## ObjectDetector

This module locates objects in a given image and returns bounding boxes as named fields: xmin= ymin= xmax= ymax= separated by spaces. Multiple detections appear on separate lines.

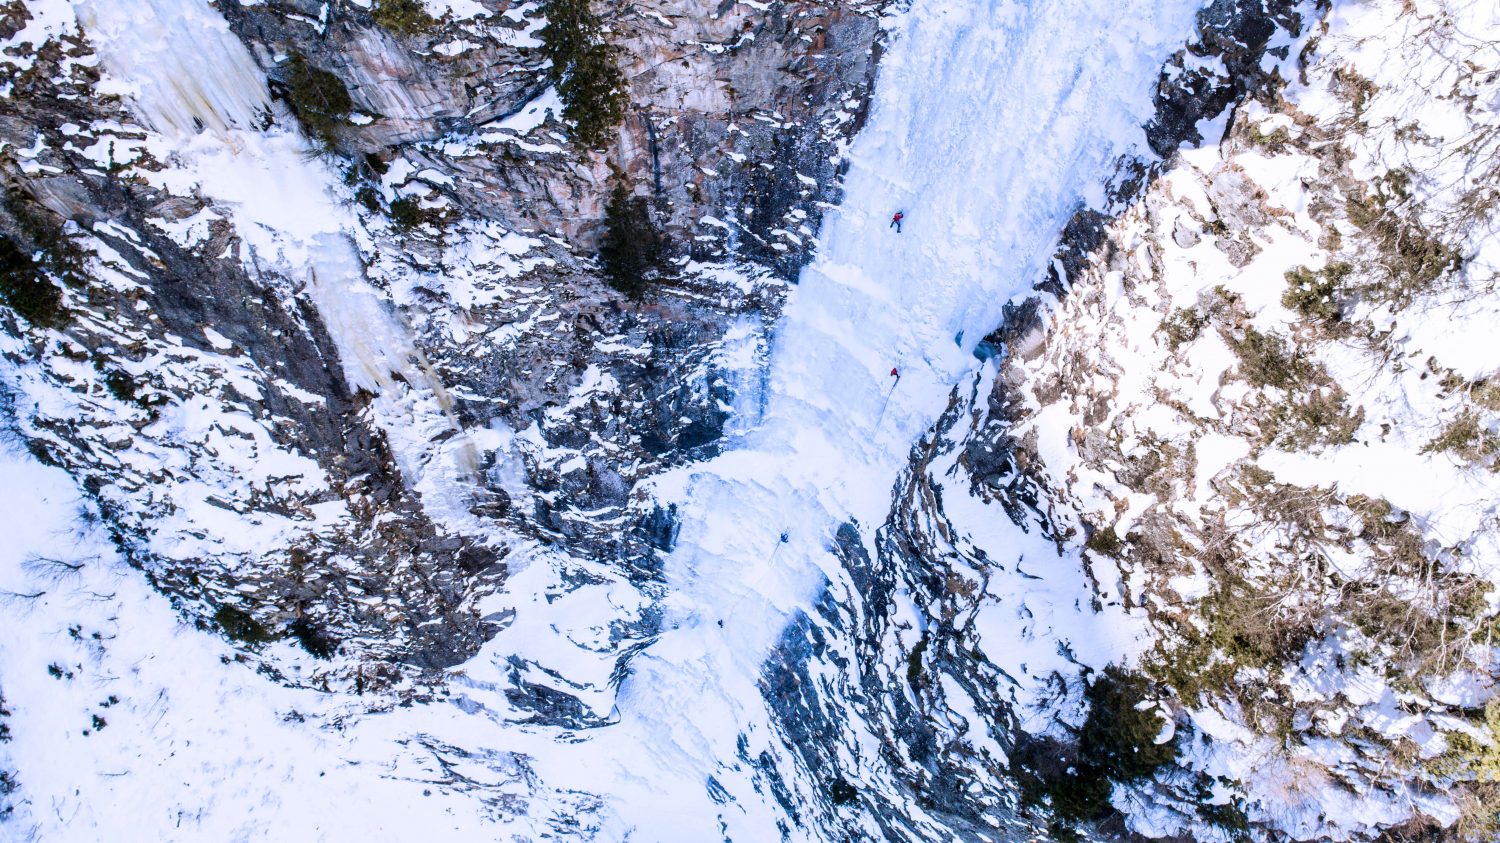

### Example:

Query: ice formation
xmin=73 ymin=0 xmax=272 ymax=137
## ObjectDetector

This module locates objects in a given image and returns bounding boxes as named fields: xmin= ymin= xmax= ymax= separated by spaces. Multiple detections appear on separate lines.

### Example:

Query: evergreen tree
xmin=0 ymin=236 xmax=63 ymax=327
xmin=599 ymin=184 xmax=661 ymax=299
xmin=539 ymin=0 xmax=627 ymax=148
xmin=282 ymin=54 xmax=353 ymax=149
xmin=372 ymin=0 xmax=437 ymax=36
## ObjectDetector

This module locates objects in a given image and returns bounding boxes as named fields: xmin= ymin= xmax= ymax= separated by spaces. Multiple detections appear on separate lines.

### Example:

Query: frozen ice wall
xmin=73 ymin=0 xmax=271 ymax=136
xmin=71 ymin=0 xmax=424 ymax=397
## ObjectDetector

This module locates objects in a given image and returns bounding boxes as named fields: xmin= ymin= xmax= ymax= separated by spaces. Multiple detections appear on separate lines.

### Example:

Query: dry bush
xmin=1261 ymin=387 xmax=1364 ymax=452
xmin=1282 ymin=262 xmax=1353 ymax=326
xmin=372 ymin=0 xmax=437 ymax=36
xmin=1158 ymin=306 xmax=1206 ymax=351
xmin=1230 ymin=326 xmax=1317 ymax=390
xmin=1337 ymin=497 xmax=1493 ymax=676
xmin=1420 ymin=408 xmax=1500 ymax=468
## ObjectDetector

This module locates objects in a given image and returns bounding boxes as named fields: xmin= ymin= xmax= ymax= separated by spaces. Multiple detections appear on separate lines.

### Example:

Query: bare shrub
xmin=1420 ymin=408 xmax=1500 ymax=468
xmin=1228 ymin=327 xmax=1317 ymax=390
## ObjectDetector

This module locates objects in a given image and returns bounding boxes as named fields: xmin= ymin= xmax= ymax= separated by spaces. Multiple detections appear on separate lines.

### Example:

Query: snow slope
xmin=0 ymin=443 xmax=518 ymax=841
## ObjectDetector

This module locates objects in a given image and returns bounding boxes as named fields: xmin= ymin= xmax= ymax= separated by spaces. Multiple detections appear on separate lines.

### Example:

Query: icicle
xmin=73 ymin=0 xmax=271 ymax=137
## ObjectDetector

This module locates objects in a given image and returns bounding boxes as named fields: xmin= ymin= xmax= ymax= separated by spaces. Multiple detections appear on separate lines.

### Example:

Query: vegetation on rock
xmin=1158 ymin=306 xmax=1206 ymax=351
xmin=289 ymin=618 xmax=339 ymax=659
xmin=1343 ymin=171 xmax=1463 ymax=306
xmin=0 ymin=236 xmax=63 ymax=327
xmin=372 ymin=0 xmax=437 ymax=36
xmin=281 ymin=53 xmax=353 ymax=149
xmin=1229 ymin=325 xmax=1313 ymax=391
xmin=213 ymin=605 xmax=275 ymax=646
xmin=1420 ymin=408 xmax=1500 ymax=468
xmin=1261 ymin=386 xmax=1363 ymax=452
xmin=1080 ymin=666 xmax=1178 ymax=781
xmin=1281 ymin=262 xmax=1351 ymax=325
xmin=389 ymin=196 xmax=436 ymax=231
xmin=0 ymin=189 xmax=83 ymax=328
xmin=1015 ymin=667 xmax=1178 ymax=836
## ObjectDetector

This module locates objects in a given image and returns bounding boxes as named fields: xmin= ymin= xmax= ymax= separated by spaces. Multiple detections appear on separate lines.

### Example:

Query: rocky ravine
xmin=0 ymin=0 xmax=889 ymax=690
xmin=4 ymin=0 xmax=1500 ymax=841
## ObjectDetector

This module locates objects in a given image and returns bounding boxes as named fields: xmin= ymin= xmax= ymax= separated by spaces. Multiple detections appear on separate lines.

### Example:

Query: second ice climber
xmin=890 ymin=211 xmax=904 ymax=232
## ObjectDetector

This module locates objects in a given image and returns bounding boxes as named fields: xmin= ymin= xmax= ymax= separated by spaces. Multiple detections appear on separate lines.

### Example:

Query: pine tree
xmin=599 ymin=184 xmax=661 ymax=299
xmin=539 ymin=0 xmax=627 ymax=148
xmin=0 ymin=236 xmax=63 ymax=327
xmin=372 ymin=0 xmax=437 ymax=36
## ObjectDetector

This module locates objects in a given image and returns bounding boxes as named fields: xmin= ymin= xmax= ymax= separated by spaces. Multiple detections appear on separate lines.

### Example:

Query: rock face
xmin=612 ymin=0 xmax=886 ymax=276
xmin=219 ymin=0 xmax=883 ymax=268
xmin=1143 ymin=0 xmax=1301 ymax=158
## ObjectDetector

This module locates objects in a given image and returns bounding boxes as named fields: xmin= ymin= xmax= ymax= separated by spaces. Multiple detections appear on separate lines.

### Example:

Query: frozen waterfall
xmin=73 ymin=0 xmax=272 ymax=136
xmin=74 ymin=0 xmax=479 ymax=483
xmin=454 ymin=0 xmax=1211 ymax=838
